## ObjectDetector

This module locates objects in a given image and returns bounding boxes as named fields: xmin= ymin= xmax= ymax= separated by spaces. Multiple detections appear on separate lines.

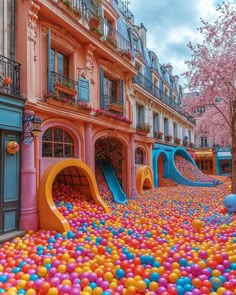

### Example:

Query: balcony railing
xmin=100 ymin=18 xmax=131 ymax=52
xmin=0 ymin=55 xmax=21 ymax=96
xmin=133 ymin=73 xmax=196 ymax=125
xmin=49 ymin=71 xmax=77 ymax=97
xmin=53 ymin=0 xmax=131 ymax=53
xmin=119 ymin=0 xmax=134 ymax=24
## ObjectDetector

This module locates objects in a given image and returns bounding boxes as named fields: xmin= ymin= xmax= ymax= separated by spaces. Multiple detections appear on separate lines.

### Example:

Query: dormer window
xmin=133 ymin=38 xmax=139 ymax=52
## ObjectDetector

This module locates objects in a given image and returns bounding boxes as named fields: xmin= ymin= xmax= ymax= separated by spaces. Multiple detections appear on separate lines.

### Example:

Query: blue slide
xmin=100 ymin=162 xmax=127 ymax=204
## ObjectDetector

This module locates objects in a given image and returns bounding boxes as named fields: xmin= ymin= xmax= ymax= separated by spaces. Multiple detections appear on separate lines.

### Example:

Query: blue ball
xmin=115 ymin=268 xmax=125 ymax=279
xmin=224 ymin=194 xmax=236 ymax=212
xmin=0 ymin=275 xmax=7 ymax=283
xmin=150 ymin=272 xmax=160 ymax=282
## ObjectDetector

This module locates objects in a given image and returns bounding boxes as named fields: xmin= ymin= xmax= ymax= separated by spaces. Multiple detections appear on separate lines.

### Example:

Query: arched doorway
xmin=158 ymin=154 xmax=164 ymax=180
xmin=95 ymin=136 xmax=127 ymax=203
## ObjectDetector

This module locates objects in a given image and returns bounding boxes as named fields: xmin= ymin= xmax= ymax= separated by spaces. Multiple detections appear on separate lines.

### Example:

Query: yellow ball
xmin=103 ymin=271 xmax=113 ymax=282
xmin=7 ymin=287 xmax=17 ymax=295
xmin=37 ymin=266 xmax=47 ymax=277
xmin=149 ymin=281 xmax=159 ymax=291
xmin=92 ymin=287 xmax=103 ymax=295
xmin=61 ymin=279 xmax=72 ymax=286
xmin=82 ymin=286 xmax=92 ymax=294
xmin=17 ymin=279 xmax=27 ymax=289
xmin=169 ymin=272 xmax=178 ymax=283
xmin=58 ymin=264 xmax=67 ymax=273
xmin=125 ymin=277 xmax=135 ymax=288
xmin=26 ymin=289 xmax=36 ymax=295
xmin=135 ymin=280 xmax=147 ymax=292
xmin=47 ymin=287 xmax=59 ymax=295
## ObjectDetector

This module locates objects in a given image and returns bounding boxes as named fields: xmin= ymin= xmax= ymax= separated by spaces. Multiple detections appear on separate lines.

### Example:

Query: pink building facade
xmin=11 ymin=0 xmax=195 ymax=232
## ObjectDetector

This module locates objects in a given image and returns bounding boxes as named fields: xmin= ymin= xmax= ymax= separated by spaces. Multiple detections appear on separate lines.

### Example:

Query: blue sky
xmin=128 ymin=0 xmax=236 ymax=88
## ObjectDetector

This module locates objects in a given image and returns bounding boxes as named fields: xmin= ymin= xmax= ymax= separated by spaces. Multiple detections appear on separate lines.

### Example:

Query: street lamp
xmin=22 ymin=114 xmax=42 ymax=145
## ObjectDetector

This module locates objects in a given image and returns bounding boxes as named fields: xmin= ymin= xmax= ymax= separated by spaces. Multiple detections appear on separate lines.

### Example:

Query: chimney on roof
xmin=137 ymin=23 xmax=147 ymax=49
xmin=163 ymin=63 xmax=173 ymax=75
xmin=174 ymin=75 xmax=179 ymax=88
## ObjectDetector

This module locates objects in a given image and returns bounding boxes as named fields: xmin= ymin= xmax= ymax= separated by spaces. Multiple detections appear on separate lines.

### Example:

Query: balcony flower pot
xmin=3 ymin=77 xmax=12 ymax=86
xmin=175 ymin=138 xmax=181 ymax=144
xmin=55 ymin=83 xmax=77 ymax=96
xmin=108 ymin=102 xmax=123 ymax=112
xmin=166 ymin=135 xmax=173 ymax=142
xmin=89 ymin=16 xmax=100 ymax=30
xmin=156 ymin=131 xmax=164 ymax=140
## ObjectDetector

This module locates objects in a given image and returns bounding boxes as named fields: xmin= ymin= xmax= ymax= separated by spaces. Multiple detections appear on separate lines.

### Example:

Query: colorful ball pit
xmin=175 ymin=155 xmax=216 ymax=183
xmin=0 ymin=177 xmax=236 ymax=294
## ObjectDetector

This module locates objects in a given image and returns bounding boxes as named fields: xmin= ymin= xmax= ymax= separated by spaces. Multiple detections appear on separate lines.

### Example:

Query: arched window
xmin=42 ymin=127 xmax=74 ymax=157
xmin=135 ymin=148 xmax=144 ymax=164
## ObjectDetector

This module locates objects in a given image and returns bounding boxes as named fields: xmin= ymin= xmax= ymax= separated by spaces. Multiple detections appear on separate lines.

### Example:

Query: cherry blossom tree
xmin=181 ymin=2 xmax=236 ymax=192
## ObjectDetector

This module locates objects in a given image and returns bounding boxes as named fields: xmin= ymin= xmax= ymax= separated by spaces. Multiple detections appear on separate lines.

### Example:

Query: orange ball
xmin=192 ymin=219 xmax=203 ymax=230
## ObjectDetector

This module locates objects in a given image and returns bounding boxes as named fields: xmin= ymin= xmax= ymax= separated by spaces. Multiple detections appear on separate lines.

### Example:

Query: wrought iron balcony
xmin=49 ymin=71 xmax=78 ymax=97
xmin=0 ymin=55 xmax=21 ymax=96
xmin=101 ymin=95 xmax=124 ymax=115
xmin=53 ymin=0 xmax=131 ymax=54
xmin=132 ymin=73 xmax=196 ymax=125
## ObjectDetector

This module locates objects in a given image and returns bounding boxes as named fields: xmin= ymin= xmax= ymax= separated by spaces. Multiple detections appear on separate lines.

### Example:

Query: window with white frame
xmin=136 ymin=103 xmax=145 ymax=124
xmin=153 ymin=112 xmax=160 ymax=136
xmin=135 ymin=148 xmax=144 ymax=164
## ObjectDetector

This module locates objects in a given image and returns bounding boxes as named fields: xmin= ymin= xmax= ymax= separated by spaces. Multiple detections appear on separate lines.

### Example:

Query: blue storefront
xmin=214 ymin=147 xmax=232 ymax=175
xmin=0 ymin=93 xmax=24 ymax=234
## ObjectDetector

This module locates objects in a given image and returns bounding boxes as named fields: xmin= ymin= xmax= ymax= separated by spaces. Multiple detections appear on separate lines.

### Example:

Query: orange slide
xmin=38 ymin=159 xmax=109 ymax=233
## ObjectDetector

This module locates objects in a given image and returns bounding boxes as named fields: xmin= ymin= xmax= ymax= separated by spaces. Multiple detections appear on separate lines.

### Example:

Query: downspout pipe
xmin=10 ymin=0 xmax=15 ymax=61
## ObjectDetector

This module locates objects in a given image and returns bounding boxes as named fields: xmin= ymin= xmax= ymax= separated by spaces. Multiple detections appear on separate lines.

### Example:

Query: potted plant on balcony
xmin=156 ymin=131 xmax=164 ymax=139
xmin=166 ymin=135 xmax=173 ymax=142
xmin=136 ymin=122 xmax=151 ymax=134
xmin=175 ymin=137 xmax=181 ymax=144
xmin=89 ymin=0 xmax=101 ymax=30
xmin=106 ymin=35 xmax=117 ymax=48
xmin=3 ymin=77 xmax=12 ymax=86
xmin=55 ymin=80 xmax=77 ymax=96
xmin=108 ymin=101 xmax=123 ymax=112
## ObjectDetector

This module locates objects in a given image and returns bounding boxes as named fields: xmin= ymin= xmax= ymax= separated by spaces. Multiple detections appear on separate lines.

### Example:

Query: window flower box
xmin=44 ymin=93 xmax=92 ymax=114
xmin=55 ymin=83 xmax=77 ymax=96
xmin=136 ymin=122 xmax=151 ymax=135
xmin=108 ymin=102 xmax=123 ymax=112
xmin=94 ymin=108 xmax=132 ymax=125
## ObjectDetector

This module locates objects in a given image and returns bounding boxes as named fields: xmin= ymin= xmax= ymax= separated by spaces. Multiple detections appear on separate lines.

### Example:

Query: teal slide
xmin=100 ymin=162 xmax=127 ymax=204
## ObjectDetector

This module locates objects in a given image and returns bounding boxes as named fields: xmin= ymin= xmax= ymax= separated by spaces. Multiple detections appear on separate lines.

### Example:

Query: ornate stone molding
xmin=78 ymin=44 xmax=96 ymax=84
xmin=28 ymin=0 xmax=40 ymax=44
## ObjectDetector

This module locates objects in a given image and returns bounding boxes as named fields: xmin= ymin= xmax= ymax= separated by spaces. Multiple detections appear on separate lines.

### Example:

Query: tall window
xmin=164 ymin=117 xmax=169 ymax=136
xmin=136 ymin=104 xmax=145 ymax=124
xmin=153 ymin=113 xmax=160 ymax=136
xmin=201 ymin=136 xmax=208 ymax=147
xmin=104 ymin=76 xmax=116 ymax=99
xmin=188 ymin=130 xmax=192 ymax=143
xmin=50 ymin=49 xmax=69 ymax=76
xmin=42 ymin=127 xmax=74 ymax=157
xmin=173 ymin=122 xmax=178 ymax=139
xmin=135 ymin=148 xmax=144 ymax=164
